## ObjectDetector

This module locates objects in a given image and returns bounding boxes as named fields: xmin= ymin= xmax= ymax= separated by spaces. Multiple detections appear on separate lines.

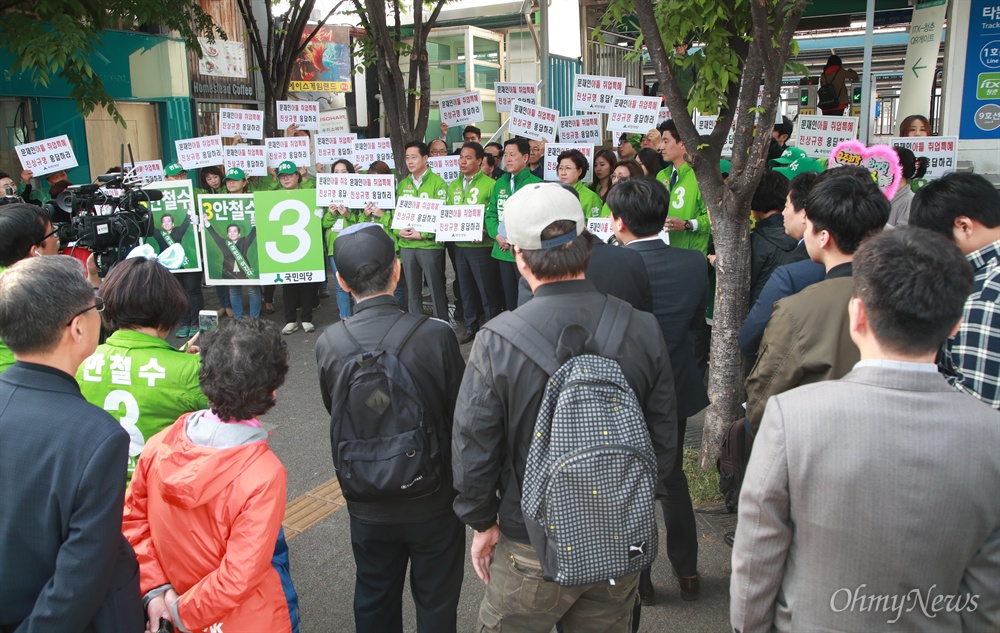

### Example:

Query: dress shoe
xmin=678 ymin=574 xmax=700 ymax=602
xmin=459 ymin=330 xmax=476 ymax=345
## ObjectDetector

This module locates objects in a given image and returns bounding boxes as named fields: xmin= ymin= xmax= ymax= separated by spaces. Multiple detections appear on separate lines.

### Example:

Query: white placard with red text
xmin=224 ymin=146 xmax=267 ymax=177
xmin=436 ymin=205 xmax=485 ymax=241
xmin=218 ymin=108 xmax=264 ymax=140
xmin=439 ymin=92 xmax=484 ymax=127
xmin=15 ymin=135 xmax=78 ymax=176
xmin=347 ymin=174 xmax=396 ymax=209
xmin=796 ymin=116 xmax=860 ymax=158
xmin=316 ymin=173 xmax=351 ymax=207
xmin=265 ymin=137 xmax=311 ymax=168
xmin=353 ymin=138 xmax=395 ymax=171
xmin=509 ymin=101 xmax=559 ymax=142
xmin=494 ymin=83 xmax=537 ymax=113
xmin=558 ymin=115 xmax=602 ymax=144
xmin=315 ymin=133 xmax=356 ymax=165
xmin=889 ymin=136 xmax=957 ymax=180
xmin=544 ymin=143 xmax=594 ymax=184
xmin=657 ymin=107 xmax=672 ymax=126
xmin=606 ymin=95 xmax=661 ymax=134
xmin=175 ymin=135 xmax=224 ymax=170
xmin=276 ymin=101 xmax=319 ymax=130
xmin=391 ymin=196 xmax=441 ymax=233
xmin=123 ymin=160 xmax=164 ymax=184
xmin=428 ymin=156 xmax=461 ymax=184
xmin=587 ymin=217 xmax=613 ymax=242
xmin=694 ymin=114 xmax=736 ymax=157
xmin=573 ymin=74 xmax=626 ymax=114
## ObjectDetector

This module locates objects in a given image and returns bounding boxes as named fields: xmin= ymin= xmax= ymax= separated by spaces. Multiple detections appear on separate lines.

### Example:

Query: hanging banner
xmin=218 ymin=108 xmax=264 ymax=140
xmin=436 ymin=205 xmax=485 ymax=242
xmin=606 ymin=95 xmax=661 ymax=134
xmin=142 ymin=180 xmax=203 ymax=274
xmin=509 ymin=101 xmax=559 ymax=142
xmin=253 ymin=189 xmax=327 ymax=284
xmin=544 ymin=144 xmax=594 ymax=184
xmin=439 ymin=92 xmax=485 ymax=127
xmin=573 ymin=74 xmax=626 ymax=114
xmin=315 ymin=133 xmax=357 ymax=165
xmin=796 ymin=115 xmax=860 ymax=158
xmin=276 ymin=101 xmax=320 ymax=130
xmin=175 ymin=135 xmax=224 ymax=170
xmin=199 ymin=194 xmax=258 ymax=285
xmin=353 ymin=138 xmax=395 ymax=171
xmin=265 ymin=137 xmax=311 ymax=168
xmin=558 ymin=115 xmax=602 ymax=144
xmin=16 ymin=135 xmax=78 ymax=176
xmin=391 ymin=196 xmax=442 ymax=233
xmin=494 ymin=82 xmax=537 ymax=113
xmin=224 ymin=146 xmax=268 ymax=177
xmin=428 ymin=155 xmax=461 ymax=184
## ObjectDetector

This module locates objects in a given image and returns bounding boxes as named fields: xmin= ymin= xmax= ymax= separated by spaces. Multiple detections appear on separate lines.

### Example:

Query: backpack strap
xmin=593 ymin=295 xmax=631 ymax=358
xmin=484 ymin=313 xmax=561 ymax=375
xmin=376 ymin=312 xmax=428 ymax=354
xmin=328 ymin=320 xmax=364 ymax=359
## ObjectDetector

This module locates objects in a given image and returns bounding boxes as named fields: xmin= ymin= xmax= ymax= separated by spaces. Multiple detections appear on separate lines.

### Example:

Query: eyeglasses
xmin=38 ymin=226 xmax=59 ymax=246
xmin=557 ymin=165 xmax=579 ymax=172
xmin=66 ymin=288 xmax=105 ymax=326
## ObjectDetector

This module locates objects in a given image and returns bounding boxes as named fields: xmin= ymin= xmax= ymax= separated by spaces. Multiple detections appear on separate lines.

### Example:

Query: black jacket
xmin=453 ymin=280 xmax=677 ymax=540
xmin=750 ymin=213 xmax=798 ymax=307
xmin=316 ymin=296 xmax=465 ymax=524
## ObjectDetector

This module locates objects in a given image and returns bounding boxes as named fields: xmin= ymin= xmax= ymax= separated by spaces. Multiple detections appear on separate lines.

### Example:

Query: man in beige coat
xmin=745 ymin=166 xmax=889 ymax=432
xmin=731 ymin=227 xmax=1000 ymax=632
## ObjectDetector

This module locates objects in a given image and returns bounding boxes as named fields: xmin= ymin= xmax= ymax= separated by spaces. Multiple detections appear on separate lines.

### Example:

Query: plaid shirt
xmin=940 ymin=240 xmax=1000 ymax=409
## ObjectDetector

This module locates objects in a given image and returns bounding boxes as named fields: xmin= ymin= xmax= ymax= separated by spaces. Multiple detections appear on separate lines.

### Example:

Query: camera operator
xmin=18 ymin=169 xmax=72 ymax=218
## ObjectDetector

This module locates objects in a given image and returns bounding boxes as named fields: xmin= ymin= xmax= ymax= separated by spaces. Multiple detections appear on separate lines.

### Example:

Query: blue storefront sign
xmin=960 ymin=0 xmax=1000 ymax=138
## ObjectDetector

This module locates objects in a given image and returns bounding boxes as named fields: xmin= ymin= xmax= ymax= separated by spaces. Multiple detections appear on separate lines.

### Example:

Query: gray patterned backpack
xmin=485 ymin=297 xmax=659 ymax=586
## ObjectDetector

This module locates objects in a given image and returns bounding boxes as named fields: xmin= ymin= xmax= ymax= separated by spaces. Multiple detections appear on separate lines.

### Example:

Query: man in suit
xmin=0 ymin=256 xmax=143 ymax=632
xmin=608 ymin=178 xmax=709 ymax=603
xmin=731 ymin=227 xmax=1000 ymax=633
xmin=745 ymin=166 xmax=889 ymax=432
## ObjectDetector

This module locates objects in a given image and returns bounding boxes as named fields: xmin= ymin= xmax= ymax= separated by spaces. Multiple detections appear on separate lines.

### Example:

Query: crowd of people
xmin=0 ymin=106 xmax=998 ymax=633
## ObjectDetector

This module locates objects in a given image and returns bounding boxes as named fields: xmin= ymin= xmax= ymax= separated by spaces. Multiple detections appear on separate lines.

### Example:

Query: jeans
xmin=230 ymin=285 xmax=262 ymax=319
xmin=328 ymin=256 xmax=353 ymax=319
xmin=214 ymin=285 xmax=231 ymax=310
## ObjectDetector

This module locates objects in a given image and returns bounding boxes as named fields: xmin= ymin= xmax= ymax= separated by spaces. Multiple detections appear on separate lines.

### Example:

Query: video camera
xmin=0 ymin=185 xmax=22 ymax=207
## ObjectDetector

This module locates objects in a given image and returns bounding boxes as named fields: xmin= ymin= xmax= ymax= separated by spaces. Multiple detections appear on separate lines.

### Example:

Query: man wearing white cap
xmin=452 ymin=183 xmax=677 ymax=632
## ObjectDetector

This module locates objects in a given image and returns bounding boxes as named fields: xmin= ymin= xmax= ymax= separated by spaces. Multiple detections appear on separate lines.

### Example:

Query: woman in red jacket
xmin=123 ymin=318 xmax=294 ymax=633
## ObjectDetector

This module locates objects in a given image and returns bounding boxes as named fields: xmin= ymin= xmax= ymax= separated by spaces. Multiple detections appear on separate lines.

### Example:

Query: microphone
xmin=97 ymin=173 xmax=123 ymax=183
xmin=131 ymin=189 xmax=164 ymax=202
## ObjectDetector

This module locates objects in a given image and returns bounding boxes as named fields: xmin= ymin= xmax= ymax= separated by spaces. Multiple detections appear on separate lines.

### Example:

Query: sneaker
xmin=302 ymin=322 xmax=315 ymax=333
xmin=282 ymin=322 xmax=300 ymax=335
xmin=175 ymin=326 xmax=190 ymax=338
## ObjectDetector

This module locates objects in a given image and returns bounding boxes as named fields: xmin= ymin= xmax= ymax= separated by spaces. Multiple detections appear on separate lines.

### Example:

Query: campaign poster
xmin=199 ymin=194 xmax=258 ymax=286
xmin=253 ymin=189 xmax=327 ymax=285
xmin=142 ymin=180 xmax=202 ymax=273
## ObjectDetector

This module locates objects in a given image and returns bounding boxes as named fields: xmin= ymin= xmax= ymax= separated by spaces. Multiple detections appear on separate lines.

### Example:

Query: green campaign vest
xmin=446 ymin=171 xmax=496 ymax=249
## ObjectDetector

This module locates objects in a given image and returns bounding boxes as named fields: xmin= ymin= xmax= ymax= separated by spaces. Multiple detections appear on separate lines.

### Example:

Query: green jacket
xmin=575 ymin=181 xmax=604 ymax=218
xmin=76 ymin=329 xmax=208 ymax=479
xmin=485 ymin=169 xmax=542 ymax=262
xmin=396 ymin=169 xmax=448 ymax=250
xmin=322 ymin=208 xmax=361 ymax=254
xmin=446 ymin=171 xmax=496 ymax=249
xmin=656 ymin=163 xmax=711 ymax=255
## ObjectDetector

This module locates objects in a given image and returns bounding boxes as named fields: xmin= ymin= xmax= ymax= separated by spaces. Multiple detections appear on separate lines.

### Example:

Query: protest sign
xmin=509 ymin=101 xmax=559 ymax=142
xmin=198 ymin=194 xmax=258 ymax=285
xmin=829 ymin=141 xmax=903 ymax=199
xmin=123 ymin=160 xmax=164 ymax=184
xmin=494 ymin=82 xmax=537 ymax=113
xmin=439 ymin=92 xmax=485 ymax=127
xmin=544 ymin=144 xmax=594 ymax=184
xmin=276 ymin=101 xmax=320 ymax=130
xmin=253 ymin=189 xmax=326 ymax=284
xmin=316 ymin=173 xmax=351 ymax=207
xmin=265 ymin=137 xmax=311 ymax=168
xmin=657 ymin=107 xmax=672 ymax=126
xmin=353 ymin=138 xmax=395 ymax=170
xmin=889 ymin=136 xmax=958 ymax=180
xmin=694 ymin=114 xmax=736 ymax=157
xmin=573 ymin=74 xmax=626 ymax=114
xmin=315 ymin=133 xmax=357 ymax=165
xmin=224 ymin=146 xmax=267 ymax=177
xmin=436 ymin=205 xmax=485 ymax=242
xmin=347 ymin=174 xmax=396 ymax=209
xmin=428 ymin=155 xmax=461 ymax=184
xmin=142 ymin=180 xmax=202 ymax=273
xmin=392 ymin=196 xmax=442 ymax=233
xmin=175 ymin=136 xmax=224 ymax=170
xmin=607 ymin=95 xmax=661 ymax=134
xmin=15 ymin=135 xmax=78 ymax=176
xmin=796 ymin=115 xmax=860 ymax=158
xmin=587 ymin=216 xmax=613 ymax=243
xmin=218 ymin=108 xmax=264 ymax=140
xmin=558 ymin=115 xmax=602 ymax=144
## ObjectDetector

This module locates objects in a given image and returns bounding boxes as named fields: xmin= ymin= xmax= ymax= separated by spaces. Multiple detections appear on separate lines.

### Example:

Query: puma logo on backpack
xmin=486 ymin=297 xmax=659 ymax=586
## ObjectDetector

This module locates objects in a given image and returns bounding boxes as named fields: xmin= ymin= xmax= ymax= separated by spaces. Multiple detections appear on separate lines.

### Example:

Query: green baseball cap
xmin=224 ymin=167 xmax=246 ymax=181
xmin=720 ymin=159 xmax=732 ymax=176
xmin=164 ymin=161 xmax=185 ymax=176
xmin=774 ymin=156 xmax=825 ymax=180
xmin=277 ymin=161 xmax=298 ymax=175
xmin=768 ymin=146 xmax=808 ymax=166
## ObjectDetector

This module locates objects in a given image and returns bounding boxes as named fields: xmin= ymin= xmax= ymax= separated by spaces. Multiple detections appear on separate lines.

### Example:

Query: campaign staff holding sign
xmin=607 ymin=95 xmax=661 ymax=134
xmin=439 ymin=91 xmax=485 ymax=127
xmin=144 ymin=180 xmax=202 ymax=273
xmin=200 ymin=194 xmax=258 ymax=285
xmin=224 ymin=146 xmax=267 ymax=177
xmin=890 ymin=136 xmax=958 ymax=179
xmin=392 ymin=196 xmax=442 ymax=234
xmin=266 ymin=137 xmax=311 ymax=168
xmin=15 ymin=135 xmax=79 ymax=176
xmin=276 ymin=101 xmax=320 ymax=130
xmin=219 ymin=108 xmax=264 ymax=140
xmin=175 ymin=135 xmax=224 ymax=170
xmin=509 ymin=101 xmax=559 ymax=142
xmin=494 ymin=82 xmax=537 ymax=112
xmin=436 ymin=205 xmax=485 ymax=242
xmin=796 ymin=115 xmax=860 ymax=158
xmin=573 ymin=74 xmax=626 ymax=113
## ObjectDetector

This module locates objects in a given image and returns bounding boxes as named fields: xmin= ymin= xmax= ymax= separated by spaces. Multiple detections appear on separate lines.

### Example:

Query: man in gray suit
xmin=731 ymin=227 xmax=1000 ymax=633
xmin=0 ymin=256 xmax=143 ymax=632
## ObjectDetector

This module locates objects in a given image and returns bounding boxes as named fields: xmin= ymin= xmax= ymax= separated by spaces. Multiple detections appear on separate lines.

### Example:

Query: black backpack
xmin=717 ymin=417 xmax=755 ymax=512
xmin=817 ymin=69 xmax=842 ymax=111
xmin=327 ymin=313 xmax=443 ymax=503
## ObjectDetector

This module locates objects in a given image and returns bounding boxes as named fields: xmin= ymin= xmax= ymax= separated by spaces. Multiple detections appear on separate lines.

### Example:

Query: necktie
xmin=669 ymin=169 xmax=679 ymax=192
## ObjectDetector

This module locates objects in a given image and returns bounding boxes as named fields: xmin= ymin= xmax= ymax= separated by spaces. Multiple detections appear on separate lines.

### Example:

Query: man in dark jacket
xmin=316 ymin=224 xmax=466 ymax=633
xmin=0 ymin=256 xmax=142 ymax=633
xmin=453 ymin=183 xmax=676 ymax=632
xmin=749 ymin=170 xmax=796 ymax=307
